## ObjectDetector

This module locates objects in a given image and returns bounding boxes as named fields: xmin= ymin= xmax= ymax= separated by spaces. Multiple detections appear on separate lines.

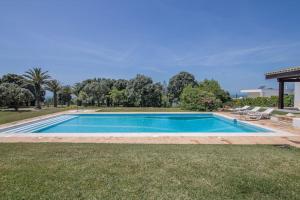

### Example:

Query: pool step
xmin=1 ymin=115 xmax=77 ymax=133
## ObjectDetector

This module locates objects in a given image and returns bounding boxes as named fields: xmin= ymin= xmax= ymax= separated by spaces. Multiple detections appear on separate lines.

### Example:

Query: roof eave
xmin=265 ymin=71 xmax=300 ymax=80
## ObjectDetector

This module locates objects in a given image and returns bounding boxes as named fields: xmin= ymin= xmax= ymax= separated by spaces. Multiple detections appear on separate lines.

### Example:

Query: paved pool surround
xmin=0 ymin=110 xmax=299 ymax=147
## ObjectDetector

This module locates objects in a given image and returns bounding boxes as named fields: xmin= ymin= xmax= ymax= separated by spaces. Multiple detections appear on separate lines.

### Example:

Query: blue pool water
xmin=35 ymin=114 xmax=271 ymax=133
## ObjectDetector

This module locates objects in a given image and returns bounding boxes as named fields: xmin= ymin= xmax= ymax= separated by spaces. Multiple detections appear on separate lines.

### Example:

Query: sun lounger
xmin=245 ymin=108 xmax=274 ymax=120
xmin=236 ymin=106 xmax=261 ymax=115
xmin=230 ymin=105 xmax=250 ymax=113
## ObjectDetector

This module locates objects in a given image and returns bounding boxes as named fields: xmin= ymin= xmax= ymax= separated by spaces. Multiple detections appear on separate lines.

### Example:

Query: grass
xmin=0 ymin=143 xmax=299 ymax=199
xmin=0 ymin=106 xmax=196 ymax=125
xmin=2 ymin=105 xmax=299 ymax=126
xmin=272 ymin=110 xmax=300 ymax=116
xmin=0 ymin=107 xmax=72 ymax=125
xmin=96 ymin=107 xmax=188 ymax=112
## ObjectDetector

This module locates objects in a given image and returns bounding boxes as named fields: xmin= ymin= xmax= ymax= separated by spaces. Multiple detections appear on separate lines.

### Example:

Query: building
xmin=240 ymin=87 xmax=293 ymax=98
xmin=265 ymin=66 xmax=300 ymax=109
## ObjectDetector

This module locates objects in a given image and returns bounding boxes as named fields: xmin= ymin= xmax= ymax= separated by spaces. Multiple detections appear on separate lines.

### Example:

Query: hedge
xmin=233 ymin=95 xmax=294 ymax=107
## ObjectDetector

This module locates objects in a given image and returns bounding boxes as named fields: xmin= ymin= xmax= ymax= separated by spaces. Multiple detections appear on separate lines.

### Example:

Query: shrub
xmin=198 ymin=79 xmax=231 ymax=103
xmin=0 ymin=83 xmax=34 ymax=110
xmin=233 ymin=95 xmax=294 ymax=107
xmin=180 ymin=85 xmax=221 ymax=111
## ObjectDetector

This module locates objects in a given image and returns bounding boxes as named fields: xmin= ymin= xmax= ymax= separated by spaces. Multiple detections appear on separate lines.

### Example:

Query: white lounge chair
xmin=245 ymin=108 xmax=274 ymax=120
xmin=230 ymin=105 xmax=250 ymax=113
xmin=237 ymin=106 xmax=261 ymax=115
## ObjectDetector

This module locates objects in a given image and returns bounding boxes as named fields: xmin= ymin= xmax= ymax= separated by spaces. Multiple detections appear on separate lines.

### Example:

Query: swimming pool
xmin=1 ymin=113 xmax=272 ymax=134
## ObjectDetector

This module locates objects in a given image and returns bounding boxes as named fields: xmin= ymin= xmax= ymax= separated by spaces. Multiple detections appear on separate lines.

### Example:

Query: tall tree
xmin=45 ymin=80 xmax=61 ymax=107
xmin=167 ymin=72 xmax=197 ymax=104
xmin=23 ymin=68 xmax=50 ymax=109
xmin=125 ymin=74 xmax=153 ymax=107
xmin=141 ymin=83 xmax=163 ymax=107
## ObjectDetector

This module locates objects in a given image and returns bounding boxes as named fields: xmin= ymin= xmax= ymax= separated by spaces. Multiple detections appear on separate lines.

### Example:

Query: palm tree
xmin=24 ymin=67 xmax=51 ymax=109
xmin=46 ymin=80 xmax=61 ymax=107
xmin=72 ymin=83 xmax=83 ymax=106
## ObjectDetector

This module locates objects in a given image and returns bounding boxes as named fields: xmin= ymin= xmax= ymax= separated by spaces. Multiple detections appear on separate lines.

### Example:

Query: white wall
xmin=262 ymin=89 xmax=278 ymax=97
xmin=241 ymin=88 xmax=294 ymax=98
xmin=247 ymin=92 xmax=262 ymax=98
xmin=294 ymin=82 xmax=300 ymax=108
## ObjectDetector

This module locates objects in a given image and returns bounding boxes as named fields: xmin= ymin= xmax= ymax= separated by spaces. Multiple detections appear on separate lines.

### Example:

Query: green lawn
xmin=272 ymin=110 xmax=300 ymax=117
xmin=96 ymin=107 xmax=187 ymax=112
xmin=0 ymin=143 xmax=299 ymax=199
xmin=0 ymin=107 xmax=72 ymax=125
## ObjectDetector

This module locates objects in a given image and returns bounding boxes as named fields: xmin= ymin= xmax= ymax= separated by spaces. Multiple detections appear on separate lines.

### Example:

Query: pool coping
xmin=0 ymin=111 xmax=295 ymax=137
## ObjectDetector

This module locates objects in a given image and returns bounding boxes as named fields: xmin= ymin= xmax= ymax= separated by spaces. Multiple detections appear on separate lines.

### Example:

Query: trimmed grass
xmin=0 ymin=107 xmax=72 ymax=125
xmin=96 ymin=107 xmax=187 ymax=112
xmin=0 ymin=107 xmax=190 ymax=125
xmin=272 ymin=110 xmax=300 ymax=117
xmin=0 ymin=143 xmax=299 ymax=199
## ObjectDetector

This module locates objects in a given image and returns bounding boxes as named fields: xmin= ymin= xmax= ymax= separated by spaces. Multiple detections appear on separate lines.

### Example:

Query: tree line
xmin=0 ymin=68 xmax=231 ymax=111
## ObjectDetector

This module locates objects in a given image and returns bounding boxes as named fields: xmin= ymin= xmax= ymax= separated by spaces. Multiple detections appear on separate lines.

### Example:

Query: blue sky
xmin=0 ymin=0 xmax=300 ymax=94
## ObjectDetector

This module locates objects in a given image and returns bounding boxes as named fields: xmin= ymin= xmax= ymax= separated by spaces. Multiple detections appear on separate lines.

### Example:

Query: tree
xmin=113 ymin=79 xmax=128 ymax=90
xmin=109 ymin=87 xmax=126 ymax=106
xmin=72 ymin=83 xmax=84 ymax=106
xmin=124 ymin=75 xmax=163 ymax=107
xmin=100 ymin=79 xmax=115 ymax=106
xmin=162 ymin=80 xmax=168 ymax=95
xmin=45 ymin=80 xmax=61 ymax=107
xmin=1 ymin=73 xmax=27 ymax=86
xmin=0 ymin=83 xmax=34 ymax=111
xmin=141 ymin=83 xmax=163 ymax=107
xmin=78 ymin=91 xmax=89 ymax=107
xmin=83 ymin=81 xmax=110 ymax=106
xmin=0 ymin=73 xmax=45 ymax=106
xmin=58 ymin=85 xmax=72 ymax=106
xmin=180 ymin=85 xmax=221 ymax=111
xmin=198 ymin=79 xmax=231 ymax=103
xmin=161 ymin=95 xmax=170 ymax=107
xmin=23 ymin=67 xmax=51 ymax=109
xmin=168 ymin=72 xmax=197 ymax=104
xmin=125 ymin=74 xmax=153 ymax=106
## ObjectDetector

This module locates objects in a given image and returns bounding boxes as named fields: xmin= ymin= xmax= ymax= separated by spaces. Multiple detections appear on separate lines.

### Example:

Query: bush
xmin=284 ymin=95 xmax=294 ymax=107
xmin=233 ymin=95 xmax=294 ymax=107
xmin=198 ymin=79 xmax=231 ymax=103
xmin=0 ymin=83 xmax=34 ymax=110
xmin=180 ymin=85 xmax=221 ymax=111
